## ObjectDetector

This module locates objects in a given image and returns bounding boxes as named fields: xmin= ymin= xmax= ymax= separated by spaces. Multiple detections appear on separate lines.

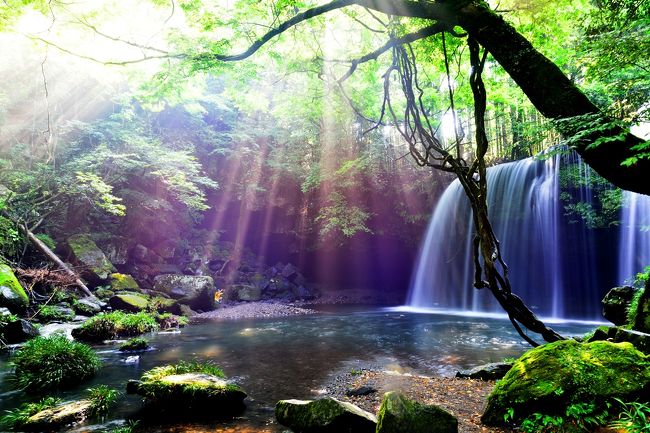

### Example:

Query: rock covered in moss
xmin=376 ymin=392 xmax=457 ymax=433
xmin=633 ymin=288 xmax=650 ymax=333
xmin=22 ymin=399 xmax=92 ymax=431
xmin=0 ymin=263 xmax=29 ymax=313
xmin=602 ymin=286 xmax=640 ymax=326
xmin=481 ymin=339 xmax=650 ymax=425
xmin=127 ymin=362 xmax=246 ymax=412
xmin=119 ymin=337 xmax=149 ymax=351
xmin=73 ymin=297 xmax=103 ymax=315
xmin=109 ymin=292 xmax=149 ymax=312
xmin=109 ymin=273 xmax=140 ymax=291
xmin=455 ymin=362 xmax=512 ymax=381
xmin=153 ymin=274 xmax=216 ymax=311
xmin=67 ymin=234 xmax=116 ymax=281
xmin=275 ymin=397 xmax=377 ymax=433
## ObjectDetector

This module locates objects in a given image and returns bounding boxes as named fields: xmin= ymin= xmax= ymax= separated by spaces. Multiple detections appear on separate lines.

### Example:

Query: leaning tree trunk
xmin=454 ymin=1 xmax=648 ymax=195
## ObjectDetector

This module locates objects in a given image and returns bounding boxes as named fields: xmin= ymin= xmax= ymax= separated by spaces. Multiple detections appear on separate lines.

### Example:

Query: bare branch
xmin=337 ymin=23 xmax=448 ymax=83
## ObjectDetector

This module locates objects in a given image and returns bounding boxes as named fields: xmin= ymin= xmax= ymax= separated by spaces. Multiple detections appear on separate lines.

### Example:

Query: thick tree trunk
xmin=453 ymin=1 xmax=648 ymax=195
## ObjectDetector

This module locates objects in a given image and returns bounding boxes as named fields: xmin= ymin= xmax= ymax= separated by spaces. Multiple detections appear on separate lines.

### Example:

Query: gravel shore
xmin=193 ymin=301 xmax=317 ymax=321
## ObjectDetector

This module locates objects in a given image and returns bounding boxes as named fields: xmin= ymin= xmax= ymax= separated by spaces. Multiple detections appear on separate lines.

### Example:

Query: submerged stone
xmin=0 ymin=263 xmax=29 ymax=312
xmin=22 ymin=399 xmax=92 ymax=431
xmin=275 ymin=397 xmax=377 ymax=433
xmin=376 ymin=392 xmax=458 ymax=433
xmin=455 ymin=362 xmax=512 ymax=381
xmin=481 ymin=339 xmax=650 ymax=425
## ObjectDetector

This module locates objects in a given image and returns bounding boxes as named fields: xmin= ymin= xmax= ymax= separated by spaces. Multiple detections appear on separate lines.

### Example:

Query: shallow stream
xmin=0 ymin=307 xmax=598 ymax=432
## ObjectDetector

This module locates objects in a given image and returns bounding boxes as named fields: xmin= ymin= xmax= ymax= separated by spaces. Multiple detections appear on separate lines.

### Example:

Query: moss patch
xmin=109 ymin=273 xmax=140 ymax=291
xmin=482 ymin=339 xmax=650 ymax=425
xmin=0 ymin=263 xmax=28 ymax=311
xmin=67 ymin=234 xmax=116 ymax=280
xmin=72 ymin=311 xmax=158 ymax=342
xmin=376 ymin=392 xmax=457 ymax=433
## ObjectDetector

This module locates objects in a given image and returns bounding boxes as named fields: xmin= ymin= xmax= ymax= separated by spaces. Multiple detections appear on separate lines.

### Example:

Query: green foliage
xmin=75 ymin=172 xmax=126 ymax=216
xmin=119 ymin=337 xmax=149 ymax=351
xmin=316 ymin=192 xmax=372 ymax=242
xmin=633 ymin=266 xmax=650 ymax=289
xmin=610 ymin=399 xmax=650 ymax=433
xmin=103 ymin=422 xmax=139 ymax=433
xmin=73 ymin=311 xmax=159 ymax=341
xmin=11 ymin=335 xmax=101 ymax=391
xmin=35 ymin=305 xmax=74 ymax=322
xmin=33 ymin=233 xmax=56 ymax=250
xmin=142 ymin=360 xmax=225 ymax=382
xmin=87 ymin=385 xmax=119 ymax=416
xmin=0 ymin=396 xmax=60 ymax=431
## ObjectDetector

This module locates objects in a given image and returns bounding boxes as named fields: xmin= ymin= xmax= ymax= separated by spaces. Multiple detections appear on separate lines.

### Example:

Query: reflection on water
xmin=0 ymin=308 xmax=595 ymax=432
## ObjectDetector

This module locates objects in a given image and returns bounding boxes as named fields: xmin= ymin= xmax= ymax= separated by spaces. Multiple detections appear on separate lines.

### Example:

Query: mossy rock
xmin=632 ymin=288 xmax=650 ymax=333
xmin=153 ymin=274 xmax=216 ymax=311
xmin=481 ymin=339 xmax=650 ymax=425
xmin=109 ymin=292 xmax=149 ymax=312
xmin=376 ymin=392 xmax=457 ymax=433
xmin=127 ymin=362 xmax=246 ymax=412
xmin=602 ymin=286 xmax=640 ymax=326
xmin=67 ymin=234 xmax=116 ymax=281
xmin=22 ymin=399 xmax=92 ymax=432
xmin=275 ymin=397 xmax=377 ymax=433
xmin=119 ymin=337 xmax=149 ymax=352
xmin=109 ymin=273 xmax=140 ymax=291
xmin=0 ymin=263 xmax=28 ymax=313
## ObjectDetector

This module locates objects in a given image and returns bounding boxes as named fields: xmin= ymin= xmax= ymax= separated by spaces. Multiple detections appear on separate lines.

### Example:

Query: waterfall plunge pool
xmin=0 ymin=307 xmax=599 ymax=432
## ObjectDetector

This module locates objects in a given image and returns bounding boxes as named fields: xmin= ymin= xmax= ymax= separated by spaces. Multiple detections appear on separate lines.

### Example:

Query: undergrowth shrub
xmin=72 ymin=311 xmax=158 ymax=341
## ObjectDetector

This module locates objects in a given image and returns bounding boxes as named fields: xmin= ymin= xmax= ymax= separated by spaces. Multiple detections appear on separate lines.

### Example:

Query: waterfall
xmin=618 ymin=191 xmax=650 ymax=284
xmin=407 ymin=153 xmax=606 ymax=320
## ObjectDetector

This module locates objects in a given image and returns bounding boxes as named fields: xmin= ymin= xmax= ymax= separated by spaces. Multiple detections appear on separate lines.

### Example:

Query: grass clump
xmin=0 ymin=397 xmax=60 ymax=431
xmin=119 ymin=337 xmax=149 ymax=352
xmin=142 ymin=360 xmax=225 ymax=382
xmin=610 ymin=399 xmax=650 ymax=433
xmin=87 ymin=385 xmax=119 ymax=416
xmin=72 ymin=311 xmax=159 ymax=342
xmin=35 ymin=305 xmax=75 ymax=322
xmin=12 ymin=334 xmax=101 ymax=391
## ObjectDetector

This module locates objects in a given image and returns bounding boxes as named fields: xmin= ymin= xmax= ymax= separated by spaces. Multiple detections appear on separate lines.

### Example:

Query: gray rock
xmin=455 ymin=362 xmax=513 ymax=381
xmin=376 ymin=392 xmax=458 ymax=433
xmin=153 ymin=274 xmax=216 ymax=311
xmin=0 ymin=318 xmax=39 ymax=344
xmin=74 ymin=297 xmax=103 ymax=315
xmin=602 ymin=286 xmax=641 ymax=326
xmin=22 ymin=399 xmax=92 ymax=431
xmin=275 ymin=397 xmax=377 ymax=433
xmin=345 ymin=386 xmax=377 ymax=397
xmin=237 ymin=285 xmax=262 ymax=301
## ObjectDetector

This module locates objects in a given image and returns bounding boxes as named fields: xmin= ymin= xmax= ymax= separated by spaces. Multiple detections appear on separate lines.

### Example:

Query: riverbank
xmin=327 ymin=369 xmax=513 ymax=433
xmin=193 ymin=301 xmax=317 ymax=320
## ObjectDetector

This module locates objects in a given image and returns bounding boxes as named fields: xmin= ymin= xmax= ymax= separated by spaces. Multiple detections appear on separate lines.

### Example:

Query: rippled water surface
xmin=0 ymin=307 xmax=597 ymax=432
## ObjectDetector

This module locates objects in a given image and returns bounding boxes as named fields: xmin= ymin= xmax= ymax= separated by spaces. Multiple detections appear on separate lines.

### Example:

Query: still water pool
xmin=0 ymin=307 xmax=598 ymax=432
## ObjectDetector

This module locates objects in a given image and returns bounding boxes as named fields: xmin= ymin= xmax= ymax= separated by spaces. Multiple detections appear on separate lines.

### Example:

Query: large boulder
xmin=109 ymin=292 xmax=149 ymax=312
xmin=235 ymin=285 xmax=262 ymax=301
xmin=481 ymin=340 xmax=650 ymax=425
xmin=73 ymin=297 xmax=103 ymax=316
xmin=67 ymin=234 xmax=116 ymax=281
xmin=602 ymin=286 xmax=641 ymax=326
xmin=456 ymin=362 xmax=512 ymax=381
xmin=376 ymin=392 xmax=458 ymax=433
xmin=275 ymin=397 xmax=377 ymax=433
xmin=0 ymin=263 xmax=29 ymax=313
xmin=22 ymin=399 xmax=92 ymax=431
xmin=153 ymin=274 xmax=216 ymax=311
